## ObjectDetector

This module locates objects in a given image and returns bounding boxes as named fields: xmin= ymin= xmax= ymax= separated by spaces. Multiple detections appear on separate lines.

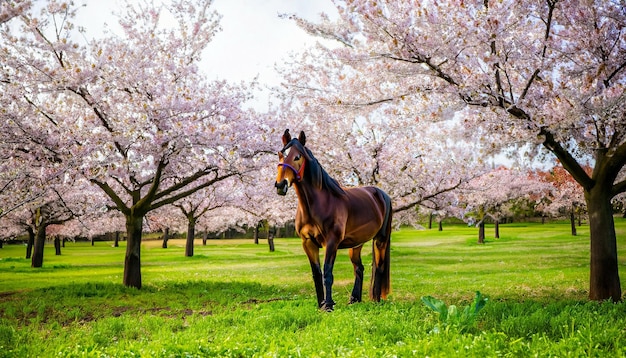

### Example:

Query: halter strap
xmin=278 ymin=159 xmax=306 ymax=182
xmin=278 ymin=139 xmax=307 ymax=182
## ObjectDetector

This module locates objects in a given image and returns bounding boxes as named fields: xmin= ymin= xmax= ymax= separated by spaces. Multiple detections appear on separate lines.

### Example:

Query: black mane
xmin=284 ymin=139 xmax=346 ymax=197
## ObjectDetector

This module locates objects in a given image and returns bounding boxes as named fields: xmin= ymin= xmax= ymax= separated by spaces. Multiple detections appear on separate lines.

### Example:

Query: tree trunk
xmin=123 ymin=214 xmax=143 ymax=289
xmin=494 ymin=220 xmax=500 ymax=239
xmin=162 ymin=228 xmax=170 ymax=249
xmin=428 ymin=212 xmax=433 ymax=229
xmin=31 ymin=223 xmax=46 ymax=268
xmin=570 ymin=210 xmax=577 ymax=236
xmin=586 ymin=185 xmax=621 ymax=301
xmin=284 ymin=222 xmax=293 ymax=237
xmin=253 ymin=223 xmax=259 ymax=244
xmin=185 ymin=218 xmax=196 ymax=257
xmin=114 ymin=231 xmax=120 ymax=247
xmin=203 ymin=231 xmax=208 ymax=246
xmin=54 ymin=236 xmax=61 ymax=255
xmin=477 ymin=221 xmax=485 ymax=244
xmin=25 ymin=227 xmax=35 ymax=259
xmin=438 ymin=220 xmax=443 ymax=231
xmin=268 ymin=227 xmax=275 ymax=252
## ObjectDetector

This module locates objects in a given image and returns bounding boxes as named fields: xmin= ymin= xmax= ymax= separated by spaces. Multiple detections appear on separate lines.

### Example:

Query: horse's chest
xmin=297 ymin=224 xmax=319 ymax=244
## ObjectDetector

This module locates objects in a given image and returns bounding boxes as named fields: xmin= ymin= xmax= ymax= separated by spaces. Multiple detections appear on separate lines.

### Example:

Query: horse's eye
xmin=294 ymin=154 xmax=301 ymax=161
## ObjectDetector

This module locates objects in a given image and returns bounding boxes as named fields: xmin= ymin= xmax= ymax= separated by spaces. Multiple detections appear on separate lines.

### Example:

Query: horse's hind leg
xmin=348 ymin=246 xmax=365 ymax=304
xmin=370 ymin=188 xmax=392 ymax=302
xmin=370 ymin=235 xmax=391 ymax=302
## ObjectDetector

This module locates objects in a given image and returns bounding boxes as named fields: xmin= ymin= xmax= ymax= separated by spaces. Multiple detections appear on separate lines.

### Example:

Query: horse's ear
xmin=298 ymin=131 xmax=306 ymax=146
xmin=282 ymin=129 xmax=291 ymax=146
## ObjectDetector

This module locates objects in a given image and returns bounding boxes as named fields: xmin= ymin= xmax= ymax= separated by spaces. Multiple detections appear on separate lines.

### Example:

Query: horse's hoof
xmin=348 ymin=296 xmax=361 ymax=304
xmin=320 ymin=300 xmax=335 ymax=312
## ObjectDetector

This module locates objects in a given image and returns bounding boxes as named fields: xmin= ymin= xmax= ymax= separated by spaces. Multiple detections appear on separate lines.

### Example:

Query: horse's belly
xmin=337 ymin=238 xmax=368 ymax=249
xmin=339 ymin=224 xmax=380 ymax=249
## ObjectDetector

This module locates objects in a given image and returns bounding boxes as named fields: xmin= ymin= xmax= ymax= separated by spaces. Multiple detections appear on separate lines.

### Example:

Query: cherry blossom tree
xmin=173 ymin=179 xmax=240 ymax=257
xmin=1 ymin=0 xmax=263 ymax=288
xmin=459 ymin=167 xmax=549 ymax=243
xmin=0 ymin=155 xmax=48 ymax=222
xmin=0 ymin=206 xmax=35 ymax=254
xmin=288 ymin=0 xmax=626 ymax=301
xmin=0 ymin=102 xmax=92 ymax=261
xmin=420 ymin=190 xmax=462 ymax=231
xmin=534 ymin=165 xmax=587 ymax=235
xmin=1 ymin=177 xmax=98 ymax=267
xmin=1 ymin=54 xmax=61 ymax=223
xmin=0 ymin=1 xmax=31 ymax=24
xmin=80 ymin=209 xmax=126 ymax=246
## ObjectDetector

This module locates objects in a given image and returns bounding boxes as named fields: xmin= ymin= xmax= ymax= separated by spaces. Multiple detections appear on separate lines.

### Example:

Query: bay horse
xmin=275 ymin=129 xmax=392 ymax=311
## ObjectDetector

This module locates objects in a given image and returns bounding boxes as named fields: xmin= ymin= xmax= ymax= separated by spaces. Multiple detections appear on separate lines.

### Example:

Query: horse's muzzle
xmin=275 ymin=180 xmax=289 ymax=196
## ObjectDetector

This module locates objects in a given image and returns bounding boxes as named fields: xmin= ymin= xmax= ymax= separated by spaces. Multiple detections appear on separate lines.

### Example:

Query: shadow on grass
xmin=0 ymin=280 xmax=302 ymax=327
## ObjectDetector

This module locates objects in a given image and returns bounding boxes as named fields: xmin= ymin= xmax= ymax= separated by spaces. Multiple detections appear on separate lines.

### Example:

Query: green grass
xmin=1 ymin=220 xmax=626 ymax=357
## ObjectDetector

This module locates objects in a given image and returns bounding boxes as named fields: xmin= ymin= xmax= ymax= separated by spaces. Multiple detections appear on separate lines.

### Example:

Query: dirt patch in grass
xmin=111 ymin=305 xmax=213 ymax=319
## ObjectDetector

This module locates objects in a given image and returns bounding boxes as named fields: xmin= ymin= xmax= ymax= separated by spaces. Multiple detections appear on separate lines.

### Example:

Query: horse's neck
xmin=294 ymin=181 xmax=328 ymax=218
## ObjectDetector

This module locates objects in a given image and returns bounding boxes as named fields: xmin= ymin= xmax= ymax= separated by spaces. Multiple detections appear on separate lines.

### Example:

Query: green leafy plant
xmin=421 ymin=291 xmax=488 ymax=332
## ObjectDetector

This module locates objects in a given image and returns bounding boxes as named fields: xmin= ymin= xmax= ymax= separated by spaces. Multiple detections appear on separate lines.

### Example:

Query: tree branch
xmin=153 ymin=166 xmax=219 ymax=202
xmin=393 ymin=179 xmax=463 ymax=213
xmin=380 ymin=53 xmax=458 ymax=86
xmin=68 ymin=86 xmax=128 ymax=158
xmin=612 ymin=179 xmax=626 ymax=197
xmin=539 ymin=127 xmax=594 ymax=190
xmin=110 ymin=175 xmax=134 ymax=196
xmin=606 ymin=141 xmax=626 ymax=192
xmin=134 ymin=157 xmax=168 ymax=212
xmin=519 ymin=0 xmax=556 ymax=103
xmin=150 ymin=172 xmax=238 ymax=211
xmin=605 ymin=60 xmax=626 ymax=87
xmin=519 ymin=69 xmax=541 ymax=103
xmin=23 ymin=95 xmax=58 ymax=126
xmin=90 ymin=178 xmax=130 ymax=215
xmin=32 ymin=25 xmax=65 ymax=68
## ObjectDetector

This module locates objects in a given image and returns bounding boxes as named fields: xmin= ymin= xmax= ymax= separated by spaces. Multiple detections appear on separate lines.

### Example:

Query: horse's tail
xmin=370 ymin=188 xmax=392 ymax=301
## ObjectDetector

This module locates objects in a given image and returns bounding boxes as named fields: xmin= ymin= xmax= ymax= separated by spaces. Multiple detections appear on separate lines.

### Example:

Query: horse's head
xmin=275 ymin=129 xmax=308 ymax=196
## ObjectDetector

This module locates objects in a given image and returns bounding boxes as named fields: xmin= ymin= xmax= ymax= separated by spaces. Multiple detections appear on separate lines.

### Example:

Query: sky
xmin=202 ymin=0 xmax=336 ymax=84
xmin=73 ymin=0 xmax=337 ymax=106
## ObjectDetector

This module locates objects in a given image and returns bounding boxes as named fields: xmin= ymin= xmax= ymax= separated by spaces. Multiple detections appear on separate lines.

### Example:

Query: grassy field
xmin=1 ymin=220 xmax=626 ymax=356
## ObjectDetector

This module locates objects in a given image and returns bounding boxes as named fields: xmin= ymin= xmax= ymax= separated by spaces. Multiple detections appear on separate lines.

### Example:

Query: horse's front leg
xmin=322 ymin=241 xmax=339 ymax=312
xmin=302 ymin=238 xmax=324 ymax=308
